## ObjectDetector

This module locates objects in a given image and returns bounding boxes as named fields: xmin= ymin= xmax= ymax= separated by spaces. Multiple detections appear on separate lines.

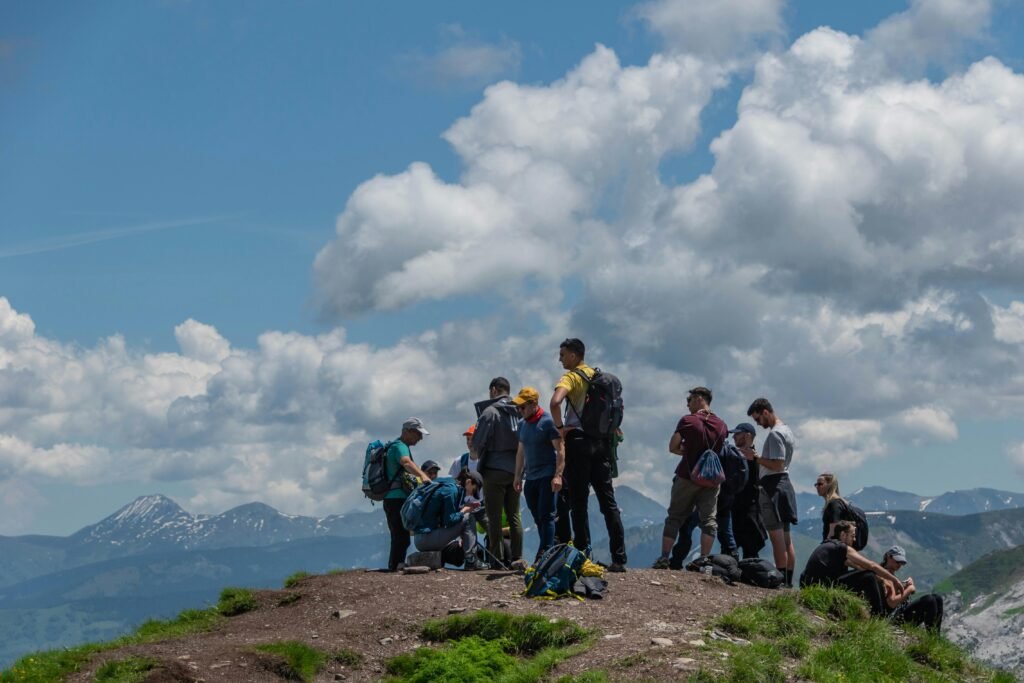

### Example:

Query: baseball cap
xmin=462 ymin=424 xmax=476 ymax=436
xmin=512 ymin=387 xmax=540 ymax=405
xmin=465 ymin=470 xmax=484 ymax=489
xmin=884 ymin=545 xmax=908 ymax=564
xmin=729 ymin=422 xmax=757 ymax=436
xmin=421 ymin=460 xmax=440 ymax=472
xmin=402 ymin=417 xmax=430 ymax=435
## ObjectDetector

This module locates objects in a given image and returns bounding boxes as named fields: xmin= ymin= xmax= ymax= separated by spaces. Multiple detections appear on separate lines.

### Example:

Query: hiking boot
xmin=509 ymin=559 xmax=528 ymax=572
xmin=607 ymin=562 xmax=627 ymax=573
xmin=652 ymin=556 xmax=670 ymax=570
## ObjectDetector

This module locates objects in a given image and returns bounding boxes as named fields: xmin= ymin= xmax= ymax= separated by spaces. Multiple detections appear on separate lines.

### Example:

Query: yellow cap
xmin=512 ymin=386 xmax=540 ymax=405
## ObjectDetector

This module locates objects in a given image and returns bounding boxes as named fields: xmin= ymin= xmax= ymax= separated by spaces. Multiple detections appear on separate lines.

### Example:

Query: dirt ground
xmin=68 ymin=567 xmax=777 ymax=682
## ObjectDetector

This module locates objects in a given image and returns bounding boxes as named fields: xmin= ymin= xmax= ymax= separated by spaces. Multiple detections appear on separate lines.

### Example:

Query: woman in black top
xmin=815 ymin=472 xmax=847 ymax=541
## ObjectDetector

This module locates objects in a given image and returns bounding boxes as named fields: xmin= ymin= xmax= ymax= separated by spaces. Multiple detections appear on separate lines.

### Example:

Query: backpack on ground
xmin=738 ymin=558 xmax=784 ymax=589
xmin=523 ymin=543 xmax=588 ymax=600
xmin=362 ymin=440 xmax=397 ymax=501
xmin=686 ymin=554 xmax=742 ymax=582
xmin=841 ymin=500 xmax=870 ymax=551
xmin=719 ymin=443 xmax=749 ymax=496
xmin=400 ymin=479 xmax=459 ymax=533
xmin=570 ymin=368 xmax=624 ymax=440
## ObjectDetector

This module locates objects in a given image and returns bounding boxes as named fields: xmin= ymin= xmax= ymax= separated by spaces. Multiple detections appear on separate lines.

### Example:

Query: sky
xmin=3 ymin=0 xmax=1024 ymax=535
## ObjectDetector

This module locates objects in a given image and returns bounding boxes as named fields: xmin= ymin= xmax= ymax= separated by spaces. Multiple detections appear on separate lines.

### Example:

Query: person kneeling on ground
xmin=800 ymin=521 xmax=903 ymax=615
xmin=880 ymin=545 xmax=944 ymax=631
xmin=413 ymin=472 xmax=486 ymax=570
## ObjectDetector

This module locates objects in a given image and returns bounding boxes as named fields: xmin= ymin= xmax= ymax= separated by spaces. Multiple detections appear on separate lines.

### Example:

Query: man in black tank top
xmin=800 ymin=521 xmax=904 ymax=615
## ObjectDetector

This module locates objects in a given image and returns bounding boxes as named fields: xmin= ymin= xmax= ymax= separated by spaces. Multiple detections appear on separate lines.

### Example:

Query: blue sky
xmin=3 ymin=0 xmax=1024 ymax=535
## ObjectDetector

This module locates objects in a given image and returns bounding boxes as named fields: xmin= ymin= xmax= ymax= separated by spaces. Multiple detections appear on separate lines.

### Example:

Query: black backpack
xmin=718 ymin=443 xmax=749 ymax=496
xmin=841 ymin=500 xmax=870 ymax=551
xmin=738 ymin=558 xmax=784 ymax=589
xmin=571 ymin=368 xmax=623 ymax=440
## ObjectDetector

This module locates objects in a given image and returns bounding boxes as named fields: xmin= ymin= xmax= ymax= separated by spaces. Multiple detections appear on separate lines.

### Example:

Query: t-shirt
xmin=448 ymin=453 xmax=480 ymax=478
xmin=821 ymin=498 xmax=846 ymax=542
xmin=760 ymin=423 xmax=795 ymax=480
xmin=384 ymin=440 xmax=413 ymax=500
xmin=673 ymin=412 xmax=729 ymax=479
xmin=555 ymin=363 xmax=595 ymax=430
xmin=801 ymin=539 xmax=851 ymax=585
xmin=518 ymin=411 xmax=561 ymax=481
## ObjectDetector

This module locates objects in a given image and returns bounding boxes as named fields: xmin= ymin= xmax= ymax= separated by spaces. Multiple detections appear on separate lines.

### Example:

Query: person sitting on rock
xmin=879 ymin=545 xmax=944 ymax=631
xmin=800 ymin=521 xmax=904 ymax=616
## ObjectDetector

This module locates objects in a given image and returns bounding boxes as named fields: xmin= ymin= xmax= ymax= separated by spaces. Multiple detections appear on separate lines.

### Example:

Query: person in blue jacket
xmin=413 ymin=471 xmax=485 ymax=569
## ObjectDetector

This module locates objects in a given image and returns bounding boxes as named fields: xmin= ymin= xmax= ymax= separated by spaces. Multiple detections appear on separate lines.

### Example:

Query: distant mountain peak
xmin=111 ymin=495 xmax=187 ymax=522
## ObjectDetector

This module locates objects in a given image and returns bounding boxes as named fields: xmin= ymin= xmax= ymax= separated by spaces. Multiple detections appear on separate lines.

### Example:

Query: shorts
xmin=759 ymin=488 xmax=790 ymax=532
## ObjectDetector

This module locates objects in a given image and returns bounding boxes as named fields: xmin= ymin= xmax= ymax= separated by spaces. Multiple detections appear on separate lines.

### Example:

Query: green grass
xmin=935 ymin=545 xmax=1024 ymax=603
xmin=386 ymin=611 xmax=593 ymax=683
xmin=714 ymin=593 xmax=814 ymax=642
xmin=93 ymin=657 xmax=157 ymax=682
xmin=277 ymin=593 xmax=302 ymax=607
xmin=1001 ymin=605 xmax=1024 ymax=619
xmin=216 ymin=587 xmax=258 ymax=616
xmin=905 ymin=626 xmax=969 ymax=675
xmin=254 ymin=641 xmax=327 ymax=682
xmin=556 ymin=672 xmax=611 ymax=683
xmin=284 ymin=570 xmax=312 ymax=588
xmin=0 ymin=588 xmax=252 ymax=682
xmin=421 ymin=610 xmax=591 ymax=655
xmin=333 ymin=648 xmax=363 ymax=667
xmin=797 ymin=583 xmax=870 ymax=621
xmin=722 ymin=641 xmax=785 ymax=683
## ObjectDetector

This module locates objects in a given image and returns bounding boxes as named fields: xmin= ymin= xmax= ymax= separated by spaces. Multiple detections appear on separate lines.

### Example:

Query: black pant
xmin=836 ymin=570 xmax=887 ymax=616
xmin=383 ymin=498 xmax=410 ymax=571
xmin=563 ymin=431 xmax=627 ymax=565
xmin=894 ymin=594 xmax=944 ymax=631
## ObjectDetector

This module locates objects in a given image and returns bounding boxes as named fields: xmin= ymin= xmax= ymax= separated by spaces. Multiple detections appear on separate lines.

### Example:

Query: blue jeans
xmin=523 ymin=476 xmax=557 ymax=559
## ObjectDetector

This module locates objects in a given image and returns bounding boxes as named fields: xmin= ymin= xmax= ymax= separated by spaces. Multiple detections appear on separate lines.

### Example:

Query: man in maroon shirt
xmin=653 ymin=387 xmax=729 ymax=568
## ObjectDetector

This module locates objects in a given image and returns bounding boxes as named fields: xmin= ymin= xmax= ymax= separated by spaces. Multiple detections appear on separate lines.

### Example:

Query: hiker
xmin=549 ymin=338 xmax=627 ymax=572
xmin=653 ymin=386 xmax=728 ymax=569
xmin=448 ymin=425 xmax=479 ymax=478
xmin=816 ymin=472 xmax=847 ymax=541
xmin=880 ymin=545 xmax=945 ymax=630
xmin=742 ymin=398 xmax=798 ymax=587
xmin=471 ymin=377 xmax=525 ymax=570
xmin=511 ymin=387 xmax=565 ymax=561
xmin=729 ymin=423 xmax=767 ymax=559
xmin=800 ymin=521 xmax=903 ymax=615
xmin=383 ymin=418 xmax=433 ymax=572
xmin=412 ymin=471 xmax=485 ymax=570
xmin=421 ymin=460 xmax=441 ymax=481
xmin=669 ymin=426 xmax=749 ymax=567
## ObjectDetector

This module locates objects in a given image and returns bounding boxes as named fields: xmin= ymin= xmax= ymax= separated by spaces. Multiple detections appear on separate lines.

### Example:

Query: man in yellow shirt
xmin=548 ymin=338 xmax=627 ymax=572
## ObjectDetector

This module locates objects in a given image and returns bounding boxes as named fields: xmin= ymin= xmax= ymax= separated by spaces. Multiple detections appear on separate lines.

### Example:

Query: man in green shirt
xmin=383 ymin=417 xmax=432 ymax=571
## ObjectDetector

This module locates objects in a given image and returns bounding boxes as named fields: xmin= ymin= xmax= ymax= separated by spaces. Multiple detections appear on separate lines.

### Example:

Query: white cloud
xmin=991 ymin=301 xmax=1024 ymax=344
xmin=1009 ymin=443 xmax=1024 ymax=478
xmin=892 ymin=406 xmax=959 ymax=442
xmin=635 ymin=0 xmax=785 ymax=59
xmin=866 ymin=0 xmax=992 ymax=74
xmin=793 ymin=418 xmax=886 ymax=477
xmin=399 ymin=25 xmax=521 ymax=87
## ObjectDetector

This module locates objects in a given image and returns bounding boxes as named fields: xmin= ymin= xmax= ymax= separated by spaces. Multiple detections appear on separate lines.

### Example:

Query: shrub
xmin=284 ymin=570 xmax=312 ymax=588
xmin=255 ymin=641 xmax=327 ymax=683
xmin=217 ymin=587 xmax=258 ymax=616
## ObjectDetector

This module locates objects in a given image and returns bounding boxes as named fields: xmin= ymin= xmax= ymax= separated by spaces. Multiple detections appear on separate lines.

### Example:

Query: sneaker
xmin=607 ymin=562 xmax=627 ymax=573
xmin=396 ymin=562 xmax=407 ymax=572
xmin=509 ymin=559 xmax=528 ymax=572
xmin=652 ymin=556 xmax=670 ymax=570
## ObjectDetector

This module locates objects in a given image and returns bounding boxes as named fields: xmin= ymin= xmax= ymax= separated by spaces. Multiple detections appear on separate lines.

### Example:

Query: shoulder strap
xmin=565 ymin=369 xmax=592 ymax=421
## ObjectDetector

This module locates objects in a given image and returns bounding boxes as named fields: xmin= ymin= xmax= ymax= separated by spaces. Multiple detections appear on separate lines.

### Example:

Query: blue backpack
xmin=400 ymin=478 xmax=459 ymax=533
xmin=523 ymin=544 xmax=587 ymax=599
xmin=691 ymin=419 xmax=727 ymax=488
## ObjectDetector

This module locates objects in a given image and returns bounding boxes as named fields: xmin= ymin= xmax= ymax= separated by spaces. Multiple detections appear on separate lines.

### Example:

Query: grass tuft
xmin=386 ymin=636 xmax=514 ymax=682
xmin=797 ymin=584 xmax=870 ymax=622
xmin=284 ymin=570 xmax=312 ymax=588
xmin=420 ymin=610 xmax=591 ymax=655
xmin=217 ymin=587 xmax=258 ymax=616
xmin=905 ymin=626 xmax=967 ymax=675
xmin=333 ymin=647 xmax=363 ymax=667
xmin=725 ymin=641 xmax=785 ymax=682
xmin=714 ymin=593 xmax=814 ymax=642
xmin=93 ymin=656 xmax=157 ymax=683
xmin=797 ymin=617 xmax=913 ymax=682
xmin=278 ymin=593 xmax=302 ymax=607
xmin=254 ymin=641 xmax=327 ymax=682
xmin=133 ymin=608 xmax=222 ymax=641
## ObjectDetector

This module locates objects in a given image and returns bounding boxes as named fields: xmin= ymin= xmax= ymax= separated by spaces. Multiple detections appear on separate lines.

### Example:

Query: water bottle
xmin=702 ymin=564 xmax=713 ymax=577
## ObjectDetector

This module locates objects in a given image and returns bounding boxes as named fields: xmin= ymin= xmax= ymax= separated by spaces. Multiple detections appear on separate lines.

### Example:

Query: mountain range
xmin=1 ymin=484 xmax=1023 ymax=670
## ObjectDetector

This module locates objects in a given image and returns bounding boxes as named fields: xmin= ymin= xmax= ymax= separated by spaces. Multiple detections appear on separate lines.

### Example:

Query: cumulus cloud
xmin=866 ymin=0 xmax=992 ymax=74
xmin=398 ymin=25 xmax=521 ymax=87
xmin=635 ymin=0 xmax=785 ymax=59
xmin=1009 ymin=443 xmax=1024 ymax=478
xmin=892 ymin=406 xmax=959 ymax=442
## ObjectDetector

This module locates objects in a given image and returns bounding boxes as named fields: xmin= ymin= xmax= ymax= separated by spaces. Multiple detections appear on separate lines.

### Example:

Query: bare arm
xmin=399 ymin=455 xmax=429 ymax=482
xmin=551 ymin=437 xmax=564 ymax=492
xmin=550 ymin=387 xmax=568 ymax=437
xmin=757 ymin=457 xmax=785 ymax=473
xmin=669 ymin=431 xmax=685 ymax=456
xmin=846 ymin=548 xmax=904 ymax=597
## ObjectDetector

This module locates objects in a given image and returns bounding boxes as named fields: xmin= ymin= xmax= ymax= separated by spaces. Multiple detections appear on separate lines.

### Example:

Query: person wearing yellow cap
xmin=512 ymin=387 xmax=565 ymax=561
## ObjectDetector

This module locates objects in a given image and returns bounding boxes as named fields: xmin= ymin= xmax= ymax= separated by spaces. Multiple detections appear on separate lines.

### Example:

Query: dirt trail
xmin=69 ymin=567 xmax=775 ymax=682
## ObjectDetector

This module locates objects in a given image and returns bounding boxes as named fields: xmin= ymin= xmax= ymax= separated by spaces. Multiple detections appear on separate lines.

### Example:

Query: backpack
xmin=362 ymin=440 xmax=398 ymax=501
xmin=570 ymin=368 xmax=624 ymax=440
xmin=400 ymin=479 xmax=459 ymax=533
xmin=738 ymin=558 xmax=784 ymax=588
xmin=523 ymin=544 xmax=588 ymax=599
xmin=841 ymin=500 xmax=870 ymax=551
xmin=687 ymin=554 xmax=742 ymax=582
xmin=690 ymin=416 xmax=726 ymax=488
xmin=719 ymin=443 xmax=749 ymax=496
